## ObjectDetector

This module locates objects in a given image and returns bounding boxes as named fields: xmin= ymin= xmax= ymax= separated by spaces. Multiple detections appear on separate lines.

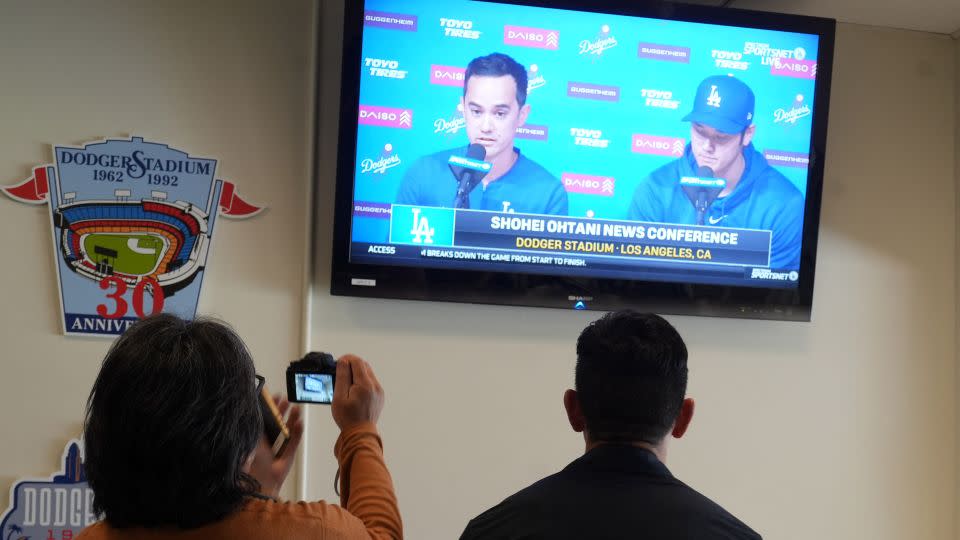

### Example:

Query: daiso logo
xmin=430 ymin=65 xmax=465 ymax=87
xmin=771 ymin=58 xmax=818 ymax=79
xmin=632 ymin=134 xmax=686 ymax=157
xmin=358 ymin=105 xmax=413 ymax=129
xmin=504 ymin=25 xmax=559 ymax=50
xmin=562 ymin=173 xmax=615 ymax=196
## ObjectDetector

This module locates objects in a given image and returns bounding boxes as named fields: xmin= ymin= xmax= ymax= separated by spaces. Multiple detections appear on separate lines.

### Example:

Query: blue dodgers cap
xmin=682 ymin=75 xmax=755 ymax=134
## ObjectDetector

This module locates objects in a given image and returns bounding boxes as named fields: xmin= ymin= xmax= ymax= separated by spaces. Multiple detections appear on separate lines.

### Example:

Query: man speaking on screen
xmin=628 ymin=75 xmax=804 ymax=270
xmin=396 ymin=53 xmax=567 ymax=215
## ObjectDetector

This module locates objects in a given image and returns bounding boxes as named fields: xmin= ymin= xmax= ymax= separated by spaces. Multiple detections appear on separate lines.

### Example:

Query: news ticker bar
xmin=387 ymin=205 xmax=772 ymax=268
xmin=350 ymin=243 xmax=800 ymax=286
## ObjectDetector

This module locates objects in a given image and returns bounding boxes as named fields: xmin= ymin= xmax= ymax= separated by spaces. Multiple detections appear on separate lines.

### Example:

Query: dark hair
xmin=575 ymin=311 xmax=688 ymax=444
xmin=83 ymin=314 xmax=262 ymax=529
xmin=464 ymin=52 xmax=528 ymax=107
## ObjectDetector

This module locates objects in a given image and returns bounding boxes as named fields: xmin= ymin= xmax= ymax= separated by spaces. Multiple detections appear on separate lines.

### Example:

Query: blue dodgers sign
xmin=389 ymin=205 xmax=455 ymax=247
xmin=0 ymin=440 xmax=94 ymax=540
xmin=1 ymin=136 xmax=264 ymax=337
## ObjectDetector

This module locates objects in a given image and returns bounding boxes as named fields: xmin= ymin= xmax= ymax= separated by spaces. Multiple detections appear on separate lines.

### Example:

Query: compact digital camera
xmin=286 ymin=352 xmax=337 ymax=404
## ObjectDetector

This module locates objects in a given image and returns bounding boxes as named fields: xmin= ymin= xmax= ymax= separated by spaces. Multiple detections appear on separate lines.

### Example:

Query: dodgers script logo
xmin=580 ymin=24 xmax=618 ymax=56
xmin=527 ymin=64 xmax=547 ymax=93
xmin=1 ymin=137 xmax=263 ymax=337
xmin=435 ymin=112 xmax=466 ymax=137
xmin=409 ymin=208 xmax=435 ymax=244
xmin=360 ymin=144 xmax=402 ymax=174
xmin=0 ymin=440 xmax=93 ymax=540
xmin=774 ymin=94 xmax=812 ymax=125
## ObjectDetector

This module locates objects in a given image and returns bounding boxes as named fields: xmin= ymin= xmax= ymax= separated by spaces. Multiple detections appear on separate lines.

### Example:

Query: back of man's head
xmin=83 ymin=313 xmax=262 ymax=529
xmin=575 ymin=311 xmax=688 ymax=445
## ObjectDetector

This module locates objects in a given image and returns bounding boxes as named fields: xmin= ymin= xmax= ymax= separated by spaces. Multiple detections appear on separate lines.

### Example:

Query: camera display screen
xmin=295 ymin=373 xmax=334 ymax=403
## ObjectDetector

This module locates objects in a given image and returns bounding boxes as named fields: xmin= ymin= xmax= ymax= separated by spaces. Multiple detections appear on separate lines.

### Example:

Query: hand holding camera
xmin=331 ymin=354 xmax=385 ymax=431
xmin=252 ymin=353 xmax=384 ymax=497
xmin=285 ymin=352 xmax=385 ymax=431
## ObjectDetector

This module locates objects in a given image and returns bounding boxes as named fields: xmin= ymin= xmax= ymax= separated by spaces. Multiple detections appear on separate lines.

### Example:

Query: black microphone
xmin=680 ymin=166 xmax=726 ymax=226
xmin=449 ymin=144 xmax=491 ymax=209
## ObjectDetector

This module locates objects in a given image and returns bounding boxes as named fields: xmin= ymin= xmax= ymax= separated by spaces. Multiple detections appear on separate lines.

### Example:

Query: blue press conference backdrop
xmin=351 ymin=0 xmax=820 ymax=244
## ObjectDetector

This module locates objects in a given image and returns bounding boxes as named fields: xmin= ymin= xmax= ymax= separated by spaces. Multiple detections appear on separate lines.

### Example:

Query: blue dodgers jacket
xmin=396 ymin=147 xmax=568 ymax=216
xmin=628 ymin=143 xmax=805 ymax=270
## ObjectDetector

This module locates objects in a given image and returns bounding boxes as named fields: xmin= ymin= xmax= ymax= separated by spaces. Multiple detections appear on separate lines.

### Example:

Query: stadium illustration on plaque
xmin=2 ymin=136 xmax=263 ymax=337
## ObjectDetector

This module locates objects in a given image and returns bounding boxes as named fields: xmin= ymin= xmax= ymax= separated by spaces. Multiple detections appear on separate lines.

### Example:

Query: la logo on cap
xmin=707 ymin=85 xmax=721 ymax=108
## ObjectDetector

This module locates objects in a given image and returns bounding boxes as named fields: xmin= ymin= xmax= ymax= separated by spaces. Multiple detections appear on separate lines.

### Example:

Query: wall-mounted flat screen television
xmin=328 ymin=0 xmax=835 ymax=321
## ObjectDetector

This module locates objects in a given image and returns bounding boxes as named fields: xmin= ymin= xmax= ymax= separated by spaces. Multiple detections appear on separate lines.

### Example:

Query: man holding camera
xmin=78 ymin=314 xmax=402 ymax=539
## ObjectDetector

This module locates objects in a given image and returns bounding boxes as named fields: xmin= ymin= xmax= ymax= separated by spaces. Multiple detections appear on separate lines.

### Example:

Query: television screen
xmin=329 ymin=0 xmax=834 ymax=321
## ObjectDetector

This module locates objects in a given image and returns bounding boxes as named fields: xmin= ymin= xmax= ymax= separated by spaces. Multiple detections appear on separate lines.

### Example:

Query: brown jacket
xmin=77 ymin=423 xmax=401 ymax=539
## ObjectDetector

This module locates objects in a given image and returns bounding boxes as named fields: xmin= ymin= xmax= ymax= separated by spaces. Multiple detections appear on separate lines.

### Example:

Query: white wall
xmin=310 ymin=6 xmax=958 ymax=539
xmin=0 ymin=0 xmax=313 ymax=503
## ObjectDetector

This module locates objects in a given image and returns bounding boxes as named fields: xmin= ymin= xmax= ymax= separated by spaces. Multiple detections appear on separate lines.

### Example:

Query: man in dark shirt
xmin=460 ymin=311 xmax=761 ymax=540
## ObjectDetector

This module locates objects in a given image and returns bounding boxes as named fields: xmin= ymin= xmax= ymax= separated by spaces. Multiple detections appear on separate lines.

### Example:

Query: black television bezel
xmin=328 ymin=0 xmax=835 ymax=321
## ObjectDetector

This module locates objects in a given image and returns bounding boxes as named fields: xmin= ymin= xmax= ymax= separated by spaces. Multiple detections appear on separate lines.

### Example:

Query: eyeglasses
xmin=255 ymin=374 xmax=265 ymax=395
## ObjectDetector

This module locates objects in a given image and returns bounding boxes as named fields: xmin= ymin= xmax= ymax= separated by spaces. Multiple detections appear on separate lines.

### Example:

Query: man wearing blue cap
xmin=628 ymin=75 xmax=804 ymax=270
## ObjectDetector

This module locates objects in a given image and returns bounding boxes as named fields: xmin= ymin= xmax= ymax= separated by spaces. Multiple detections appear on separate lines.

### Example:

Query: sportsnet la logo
xmin=711 ymin=49 xmax=749 ymax=70
xmin=642 ymin=88 xmax=680 ymax=110
xmin=360 ymin=144 xmax=401 ymax=174
xmin=580 ymin=24 xmax=618 ymax=56
xmin=364 ymin=58 xmax=407 ymax=79
xmin=527 ymin=64 xmax=547 ymax=93
xmin=744 ymin=42 xmax=807 ymax=66
xmin=774 ymin=94 xmax=811 ymax=125
xmin=440 ymin=17 xmax=481 ymax=39
xmin=409 ymin=208 xmax=434 ymax=244
xmin=751 ymin=268 xmax=799 ymax=281
xmin=571 ymin=128 xmax=609 ymax=148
